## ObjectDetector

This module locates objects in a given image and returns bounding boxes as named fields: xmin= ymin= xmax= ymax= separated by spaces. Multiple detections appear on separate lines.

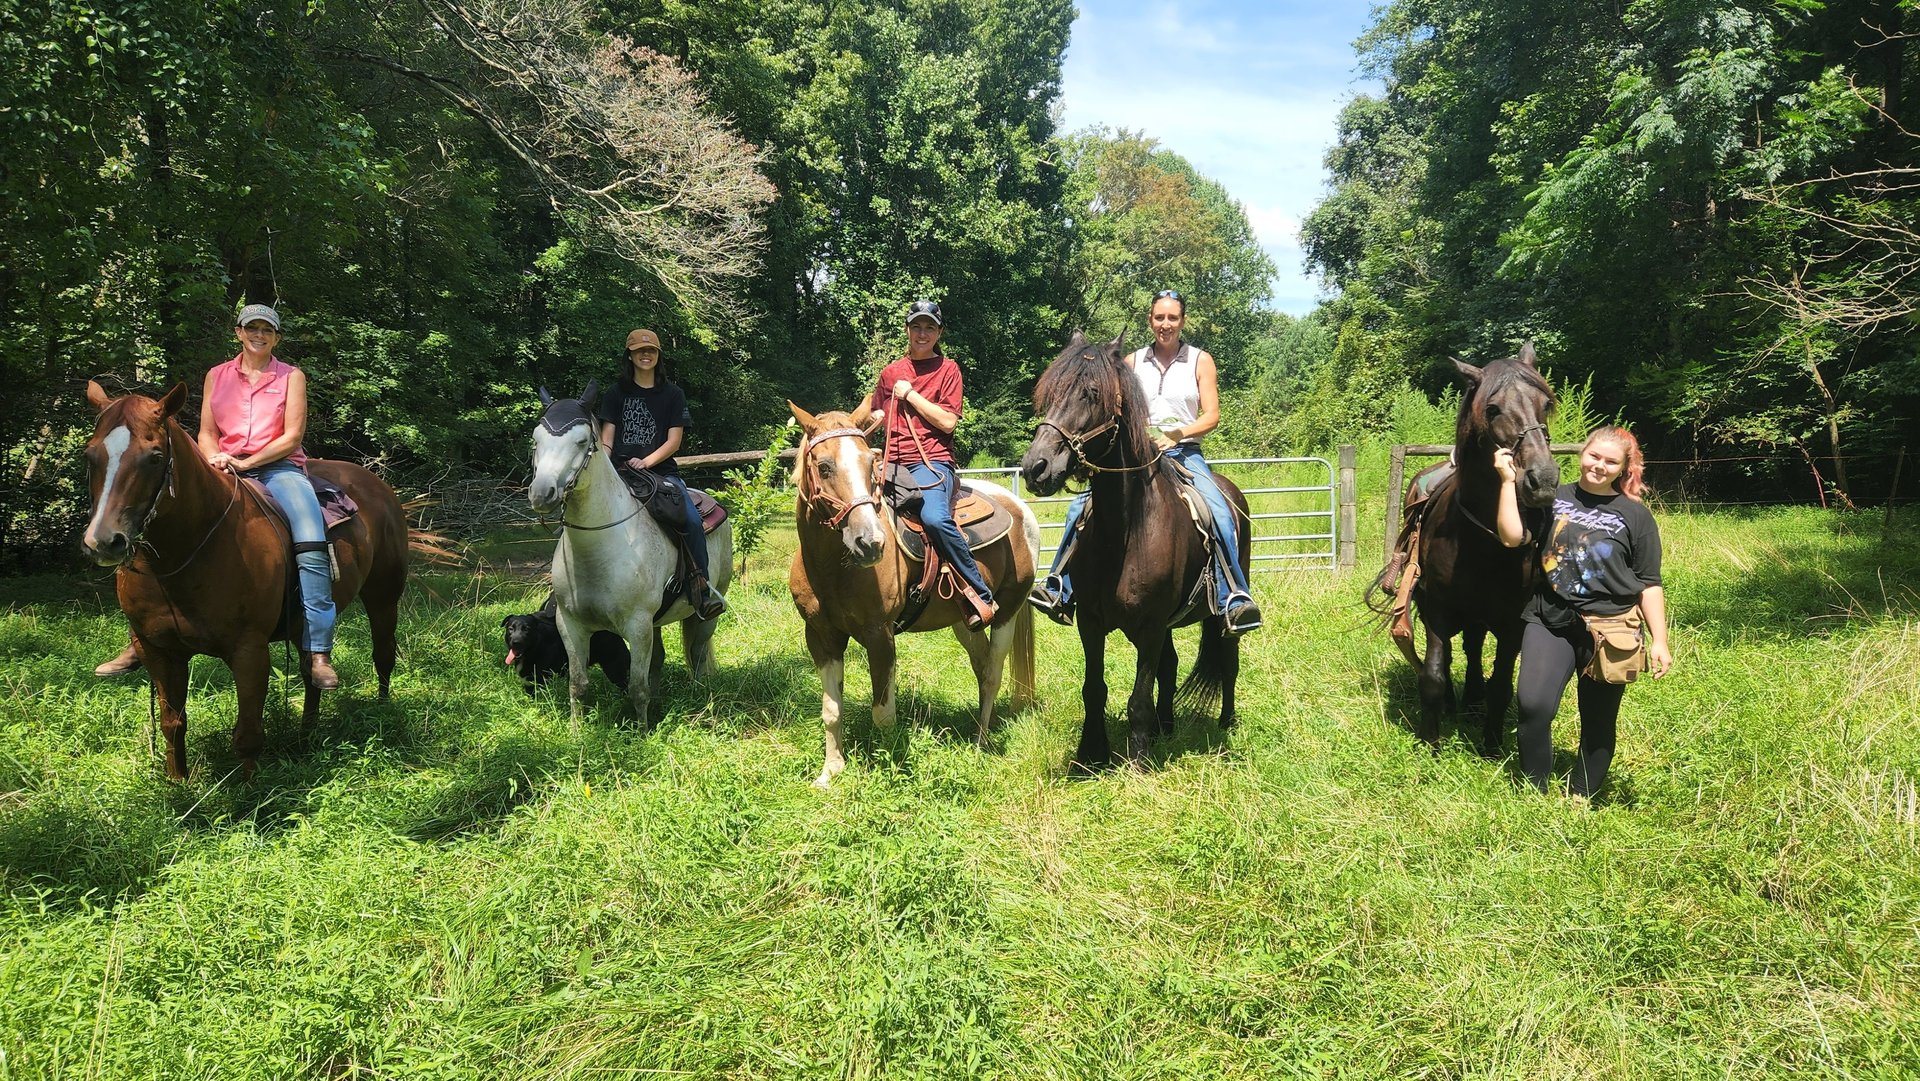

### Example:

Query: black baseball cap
xmin=905 ymin=299 xmax=943 ymax=326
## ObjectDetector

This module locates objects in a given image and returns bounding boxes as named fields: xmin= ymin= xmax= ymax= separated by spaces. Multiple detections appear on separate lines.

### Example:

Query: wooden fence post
xmin=1384 ymin=445 xmax=1407 ymax=564
xmin=1337 ymin=445 xmax=1357 ymax=569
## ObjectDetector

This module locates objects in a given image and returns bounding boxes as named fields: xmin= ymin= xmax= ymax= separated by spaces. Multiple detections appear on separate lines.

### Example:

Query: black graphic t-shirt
xmin=1525 ymin=482 xmax=1663 ymax=628
xmin=598 ymin=378 xmax=692 ymax=476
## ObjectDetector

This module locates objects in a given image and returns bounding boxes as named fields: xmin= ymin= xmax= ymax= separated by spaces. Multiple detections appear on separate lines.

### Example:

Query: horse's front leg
xmin=1153 ymin=630 xmax=1177 ymax=737
xmin=621 ymin=612 xmax=658 ymax=727
xmin=554 ymin=606 xmax=595 ymax=722
xmin=143 ymin=643 xmax=193 ymax=780
xmin=1461 ymin=623 xmax=1488 ymax=715
xmin=1417 ymin=624 xmax=1452 ymax=748
xmin=681 ymin=611 xmax=719 ymax=680
xmin=808 ymin=621 xmax=854 ymax=788
xmin=1482 ymin=626 xmax=1522 ymax=758
xmin=1122 ymin=627 xmax=1166 ymax=768
xmin=228 ymin=639 xmax=272 ymax=776
xmin=1073 ymin=619 xmax=1110 ymax=772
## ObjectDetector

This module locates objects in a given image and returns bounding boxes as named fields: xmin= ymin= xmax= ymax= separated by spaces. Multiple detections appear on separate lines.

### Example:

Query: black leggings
xmin=1516 ymin=619 xmax=1628 ymax=796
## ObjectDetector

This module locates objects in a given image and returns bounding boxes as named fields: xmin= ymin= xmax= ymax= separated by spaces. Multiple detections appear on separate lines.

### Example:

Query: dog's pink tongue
xmin=505 ymin=649 xmax=518 ymax=665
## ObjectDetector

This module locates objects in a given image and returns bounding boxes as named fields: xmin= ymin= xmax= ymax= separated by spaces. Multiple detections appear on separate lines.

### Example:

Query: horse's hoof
xmin=813 ymin=763 xmax=844 ymax=789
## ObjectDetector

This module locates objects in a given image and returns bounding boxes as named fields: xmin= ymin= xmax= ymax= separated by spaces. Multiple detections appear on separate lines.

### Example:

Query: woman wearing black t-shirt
xmin=597 ymin=328 xmax=725 ymax=619
xmin=1494 ymin=425 xmax=1672 ymax=799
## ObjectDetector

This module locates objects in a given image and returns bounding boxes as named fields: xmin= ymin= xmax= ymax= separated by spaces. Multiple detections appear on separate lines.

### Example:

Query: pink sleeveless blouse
xmin=207 ymin=356 xmax=306 ymax=466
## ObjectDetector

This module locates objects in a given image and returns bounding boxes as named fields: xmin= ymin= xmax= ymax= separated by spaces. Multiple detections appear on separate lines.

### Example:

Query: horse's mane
xmin=1034 ymin=336 xmax=1159 ymax=468
xmin=1458 ymin=355 xmax=1555 ymax=448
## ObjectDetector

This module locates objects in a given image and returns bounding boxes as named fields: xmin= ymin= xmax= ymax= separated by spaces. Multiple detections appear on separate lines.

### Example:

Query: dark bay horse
xmin=786 ymin=404 xmax=1038 ymax=788
xmin=1018 ymin=331 xmax=1249 ymax=770
xmin=1369 ymin=344 xmax=1559 ymax=753
xmin=80 ymin=381 xmax=408 ymax=779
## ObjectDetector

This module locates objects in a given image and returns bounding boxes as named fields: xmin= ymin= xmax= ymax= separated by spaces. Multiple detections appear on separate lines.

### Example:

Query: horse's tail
xmin=1176 ymin=617 xmax=1236 ymax=718
xmin=1010 ymin=602 xmax=1036 ymax=709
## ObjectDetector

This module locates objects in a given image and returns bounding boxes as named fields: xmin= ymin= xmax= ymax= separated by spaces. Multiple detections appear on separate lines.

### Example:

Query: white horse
xmin=528 ymin=385 xmax=733 ymax=721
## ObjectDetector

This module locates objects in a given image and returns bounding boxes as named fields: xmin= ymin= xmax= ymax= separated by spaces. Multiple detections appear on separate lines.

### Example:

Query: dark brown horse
xmin=786 ymin=404 xmax=1039 ymax=787
xmin=1370 ymin=344 xmax=1559 ymax=753
xmin=1018 ymin=331 xmax=1249 ymax=770
xmin=80 ymin=381 xmax=408 ymax=779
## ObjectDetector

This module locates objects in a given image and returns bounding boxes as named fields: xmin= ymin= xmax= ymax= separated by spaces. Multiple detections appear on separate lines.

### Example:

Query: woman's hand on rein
xmin=1492 ymin=447 xmax=1518 ymax=484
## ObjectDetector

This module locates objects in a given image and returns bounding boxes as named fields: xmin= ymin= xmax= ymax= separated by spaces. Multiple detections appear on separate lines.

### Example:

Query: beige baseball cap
xmin=625 ymin=328 xmax=661 ymax=352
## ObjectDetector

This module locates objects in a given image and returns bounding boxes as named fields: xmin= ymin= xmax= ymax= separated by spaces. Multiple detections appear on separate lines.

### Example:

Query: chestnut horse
xmin=80 ymin=381 xmax=408 ymax=779
xmin=786 ymin=404 xmax=1038 ymax=788
xmin=1368 ymin=344 xmax=1559 ymax=752
xmin=1018 ymin=331 xmax=1249 ymax=770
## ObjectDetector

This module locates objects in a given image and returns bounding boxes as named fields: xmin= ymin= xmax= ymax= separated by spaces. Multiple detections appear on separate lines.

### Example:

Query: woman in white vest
xmin=1029 ymin=290 xmax=1262 ymax=635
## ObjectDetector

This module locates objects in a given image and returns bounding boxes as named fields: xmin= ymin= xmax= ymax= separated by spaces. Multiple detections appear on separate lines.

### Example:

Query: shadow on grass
xmin=1371 ymin=650 xmax=1519 ymax=759
xmin=1675 ymin=510 xmax=1920 ymax=641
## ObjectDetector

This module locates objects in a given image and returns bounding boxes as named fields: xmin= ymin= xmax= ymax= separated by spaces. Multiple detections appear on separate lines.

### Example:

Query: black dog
xmin=502 ymin=595 xmax=632 ymax=693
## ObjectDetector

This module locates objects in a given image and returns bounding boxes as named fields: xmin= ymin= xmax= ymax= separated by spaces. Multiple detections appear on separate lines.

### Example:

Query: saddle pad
xmin=241 ymin=472 xmax=358 ymax=532
xmin=893 ymin=488 xmax=1015 ymax=562
xmin=689 ymin=487 xmax=728 ymax=535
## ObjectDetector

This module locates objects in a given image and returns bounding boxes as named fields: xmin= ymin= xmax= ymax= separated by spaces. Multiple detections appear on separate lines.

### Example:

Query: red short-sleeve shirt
xmin=873 ymin=354 xmax=962 ymax=464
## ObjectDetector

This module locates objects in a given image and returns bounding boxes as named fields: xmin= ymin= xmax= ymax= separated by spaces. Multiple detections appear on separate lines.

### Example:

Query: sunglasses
xmin=1153 ymin=289 xmax=1183 ymax=301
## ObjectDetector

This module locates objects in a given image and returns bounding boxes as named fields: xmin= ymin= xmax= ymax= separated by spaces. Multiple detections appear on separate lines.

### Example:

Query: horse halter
xmin=1503 ymin=422 xmax=1549 ymax=451
xmin=799 ymin=427 xmax=883 ymax=529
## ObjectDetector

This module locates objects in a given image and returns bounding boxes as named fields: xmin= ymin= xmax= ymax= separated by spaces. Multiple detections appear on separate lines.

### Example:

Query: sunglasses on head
xmin=1154 ymin=289 xmax=1183 ymax=301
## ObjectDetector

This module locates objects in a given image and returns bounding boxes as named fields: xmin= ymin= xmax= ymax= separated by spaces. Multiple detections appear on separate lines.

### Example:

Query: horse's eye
xmin=817 ymin=461 xmax=836 ymax=477
xmin=1081 ymin=386 xmax=1101 ymax=404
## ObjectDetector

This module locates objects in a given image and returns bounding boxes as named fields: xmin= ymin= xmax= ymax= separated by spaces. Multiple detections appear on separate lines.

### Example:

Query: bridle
xmin=93 ymin=421 xmax=241 ymax=579
xmin=535 ymin=407 xmax=642 ymax=533
xmin=798 ymin=426 xmax=884 ymax=529
xmin=1034 ymin=409 xmax=1162 ymax=476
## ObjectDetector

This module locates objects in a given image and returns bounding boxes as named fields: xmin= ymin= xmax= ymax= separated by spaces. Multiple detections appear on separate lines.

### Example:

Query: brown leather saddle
xmin=882 ymin=464 xmax=1011 ymax=632
xmin=237 ymin=469 xmax=359 ymax=645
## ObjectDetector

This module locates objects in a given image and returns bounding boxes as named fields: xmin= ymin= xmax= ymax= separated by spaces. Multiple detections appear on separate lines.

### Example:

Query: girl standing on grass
xmin=1494 ymin=425 xmax=1673 ymax=800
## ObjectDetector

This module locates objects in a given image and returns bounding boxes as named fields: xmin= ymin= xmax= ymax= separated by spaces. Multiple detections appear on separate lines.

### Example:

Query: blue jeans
xmin=247 ymin=461 xmax=336 ymax=653
xmin=903 ymin=462 xmax=993 ymax=602
xmin=1044 ymin=445 xmax=1252 ymax=609
xmin=663 ymin=474 xmax=712 ymax=582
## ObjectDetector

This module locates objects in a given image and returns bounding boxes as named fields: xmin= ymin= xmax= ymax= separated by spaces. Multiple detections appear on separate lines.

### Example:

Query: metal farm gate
xmin=960 ymin=449 xmax=1353 ymax=571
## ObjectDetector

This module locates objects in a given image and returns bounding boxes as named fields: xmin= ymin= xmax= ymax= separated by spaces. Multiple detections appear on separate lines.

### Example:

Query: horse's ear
xmin=1067 ymin=328 xmax=1087 ymax=348
xmin=1517 ymin=340 xmax=1538 ymax=368
xmin=86 ymin=380 xmax=114 ymax=414
xmin=1108 ymin=331 xmax=1128 ymax=358
xmin=788 ymin=400 xmax=820 ymax=432
xmin=1452 ymin=358 xmax=1484 ymax=384
xmin=538 ymin=386 xmax=554 ymax=407
xmin=580 ymin=379 xmax=600 ymax=412
xmin=159 ymin=382 xmax=189 ymax=418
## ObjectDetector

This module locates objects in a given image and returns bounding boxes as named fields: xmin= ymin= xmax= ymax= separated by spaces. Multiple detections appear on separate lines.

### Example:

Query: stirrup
xmin=961 ymin=589 xmax=997 ymax=632
xmin=1222 ymin=595 xmax=1263 ymax=636
xmin=1027 ymin=577 xmax=1075 ymax=626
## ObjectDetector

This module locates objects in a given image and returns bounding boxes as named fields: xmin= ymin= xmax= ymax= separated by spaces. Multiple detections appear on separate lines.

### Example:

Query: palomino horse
xmin=1369 ymin=343 xmax=1559 ymax=752
xmin=527 ymin=385 xmax=733 ymax=722
xmin=1018 ymin=331 xmax=1249 ymax=770
xmin=786 ymin=404 xmax=1038 ymax=788
xmin=80 ymin=381 xmax=408 ymax=779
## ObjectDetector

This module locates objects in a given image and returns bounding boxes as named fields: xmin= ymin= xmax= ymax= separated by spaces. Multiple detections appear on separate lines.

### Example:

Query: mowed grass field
xmin=1 ymin=503 xmax=1916 ymax=1078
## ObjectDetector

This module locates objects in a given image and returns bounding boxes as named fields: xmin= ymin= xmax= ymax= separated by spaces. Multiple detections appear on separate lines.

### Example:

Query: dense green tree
xmin=1059 ymin=128 xmax=1277 ymax=384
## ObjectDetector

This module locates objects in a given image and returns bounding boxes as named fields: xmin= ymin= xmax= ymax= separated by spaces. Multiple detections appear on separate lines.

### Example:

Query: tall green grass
xmin=2 ymin=508 xmax=1916 ymax=1078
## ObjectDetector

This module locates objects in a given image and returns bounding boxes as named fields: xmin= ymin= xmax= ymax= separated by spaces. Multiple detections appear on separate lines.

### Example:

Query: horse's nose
xmin=528 ymin=481 xmax=559 ymax=513
xmin=850 ymin=531 xmax=883 ymax=565
xmin=83 ymin=529 xmax=130 ymax=566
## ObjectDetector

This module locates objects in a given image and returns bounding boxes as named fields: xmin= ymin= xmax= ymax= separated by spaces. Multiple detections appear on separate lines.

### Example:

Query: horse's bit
xmin=800 ymin=427 xmax=884 ymax=529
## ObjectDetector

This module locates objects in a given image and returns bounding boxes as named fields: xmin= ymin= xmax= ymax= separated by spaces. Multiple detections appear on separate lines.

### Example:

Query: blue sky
xmin=1058 ymin=0 xmax=1383 ymax=315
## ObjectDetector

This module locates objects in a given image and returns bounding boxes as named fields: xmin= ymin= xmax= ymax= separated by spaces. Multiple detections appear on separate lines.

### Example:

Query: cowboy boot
xmin=93 ymin=640 xmax=143 ymax=677
xmin=959 ymin=582 xmax=997 ymax=632
xmin=307 ymin=652 xmax=341 ymax=691
xmin=690 ymin=575 xmax=728 ymax=621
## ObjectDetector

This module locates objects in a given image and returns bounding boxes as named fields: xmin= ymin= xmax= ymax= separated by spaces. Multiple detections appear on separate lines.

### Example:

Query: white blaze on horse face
xmin=87 ymin=425 xmax=133 ymax=540
xmin=834 ymin=433 xmax=885 ymax=549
